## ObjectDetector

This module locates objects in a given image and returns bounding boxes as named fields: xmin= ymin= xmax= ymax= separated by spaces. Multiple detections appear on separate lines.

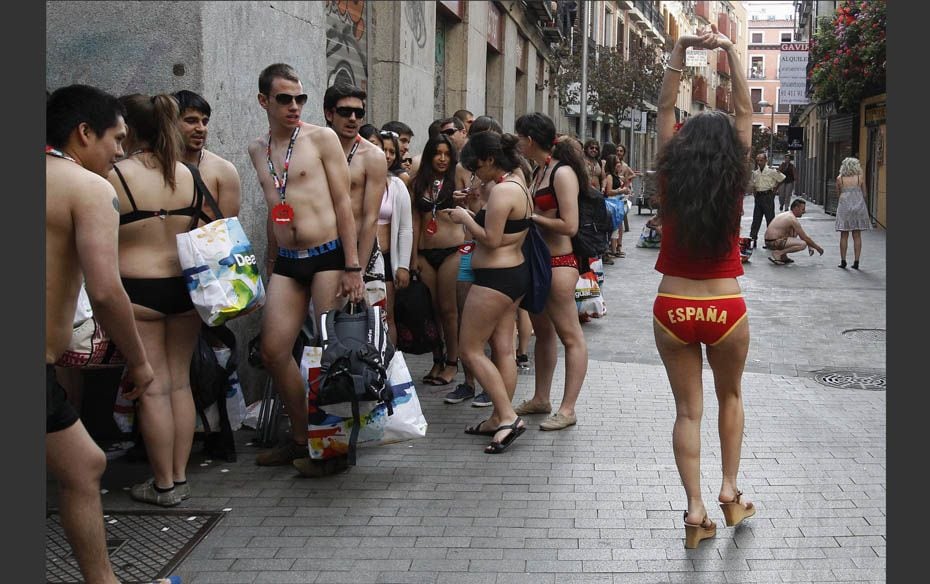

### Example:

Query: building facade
xmin=746 ymin=7 xmax=793 ymax=162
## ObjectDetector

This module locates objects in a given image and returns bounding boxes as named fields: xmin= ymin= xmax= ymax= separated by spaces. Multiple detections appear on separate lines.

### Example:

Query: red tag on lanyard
xmin=425 ymin=217 xmax=438 ymax=236
xmin=271 ymin=202 xmax=294 ymax=224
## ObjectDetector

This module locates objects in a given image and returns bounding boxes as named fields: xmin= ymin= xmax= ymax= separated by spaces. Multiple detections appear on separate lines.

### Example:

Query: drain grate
xmin=47 ymin=509 xmax=223 ymax=583
xmin=842 ymin=328 xmax=886 ymax=342
xmin=813 ymin=369 xmax=886 ymax=391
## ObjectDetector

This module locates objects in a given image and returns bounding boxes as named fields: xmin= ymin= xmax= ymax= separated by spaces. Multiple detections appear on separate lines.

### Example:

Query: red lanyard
xmin=531 ymin=154 xmax=553 ymax=196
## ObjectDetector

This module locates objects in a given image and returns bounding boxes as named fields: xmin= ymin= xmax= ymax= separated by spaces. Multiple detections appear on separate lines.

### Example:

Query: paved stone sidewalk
xmin=58 ymin=196 xmax=886 ymax=583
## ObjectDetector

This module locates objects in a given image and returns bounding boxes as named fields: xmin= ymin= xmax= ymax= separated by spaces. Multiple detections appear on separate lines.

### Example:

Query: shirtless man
xmin=248 ymin=63 xmax=364 ymax=468
xmin=173 ymin=89 xmax=242 ymax=218
xmin=46 ymin=84 xmax=163 ymax=584
xmin=583 ymin=139 xmax=604 ymax=190
xmin=322 ymin=83 xmax=388 ymax=297
xmin=764 ymin=199 xmax=825 ymax=265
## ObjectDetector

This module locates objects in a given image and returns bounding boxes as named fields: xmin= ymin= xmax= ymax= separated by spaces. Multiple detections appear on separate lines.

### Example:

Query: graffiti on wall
xmin=405 ymin=1 xmax=427 ymax=48
xmin=326 ymin=0 xmax=368 ymax=91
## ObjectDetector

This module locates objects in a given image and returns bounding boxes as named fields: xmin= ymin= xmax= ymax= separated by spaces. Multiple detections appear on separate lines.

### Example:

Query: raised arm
xmin=658 ymin=33 xmax=706 ymax=149
xmin=712 ymin=24 xmax=752 ymax=153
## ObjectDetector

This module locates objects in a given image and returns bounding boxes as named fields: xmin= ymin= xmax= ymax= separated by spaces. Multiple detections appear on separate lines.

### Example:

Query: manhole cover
xmin=47 ymin=509 xmax=224 ymax=583
xmin=842 ymin=328 xmax=886 ymax=342
xmin=813 ymin=369 xmax=886 ymax=391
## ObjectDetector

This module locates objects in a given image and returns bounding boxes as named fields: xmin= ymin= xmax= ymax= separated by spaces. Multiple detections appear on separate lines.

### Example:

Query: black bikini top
xmin=414 ymin=179 xmax=455 ymax=214
xmin=114 ymin=163 xmax=208 ymax=227
xmin=473 ymin=210 xmax=532 ymax=234
xmin=473 ymin=179 xmax=532 ymax=234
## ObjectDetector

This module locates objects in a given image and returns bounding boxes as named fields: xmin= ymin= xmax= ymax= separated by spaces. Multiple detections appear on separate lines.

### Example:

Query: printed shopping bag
xmin=303 ymin=349 xmax=427 ymax=461
xmin=177 ymin=216 xmax=265 ymax=326
xmin=576 ymin=271 xmax=607 ymax=320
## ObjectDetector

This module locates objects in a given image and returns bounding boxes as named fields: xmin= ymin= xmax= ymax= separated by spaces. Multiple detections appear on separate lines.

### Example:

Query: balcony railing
xmin=750 ymin=68 xmax=765 ymax=80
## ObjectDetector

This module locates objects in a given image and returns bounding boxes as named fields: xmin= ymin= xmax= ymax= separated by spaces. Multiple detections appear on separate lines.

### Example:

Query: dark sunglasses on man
xmin=334 ymin=106 xmax=365 ymax=119
xmin=440 ymin=128 xmax=460 ymax=136
xmin=271 ymin=93 xmax=309 ymax=106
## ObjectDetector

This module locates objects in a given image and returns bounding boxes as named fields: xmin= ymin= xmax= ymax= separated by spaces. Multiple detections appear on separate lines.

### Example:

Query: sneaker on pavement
xmin=471 ymin=391 xmax=493 ymax=407
xmin=174 ymin=482 xmax=191 ymax=501
xmin=513 ymin=399 xmax=552 ymax=415
xmin=130 ymin=479 xmax=182 ymax=507
xmin=539 ymin=412 xmax=577 ymax=431
xmin=255 ymin=439 xmax=308 ymax=466
xmin=516 ymin=354 xmax=530 ymax=370
xmin=444 ymin=383 xmax=475 ymax=404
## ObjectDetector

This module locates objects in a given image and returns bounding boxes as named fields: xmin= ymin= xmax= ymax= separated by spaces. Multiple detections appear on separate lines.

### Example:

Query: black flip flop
xmin=484 ymin=418 xmax=526 ymax=454
xmin=464 ymin=418 xmax=496 ymax=436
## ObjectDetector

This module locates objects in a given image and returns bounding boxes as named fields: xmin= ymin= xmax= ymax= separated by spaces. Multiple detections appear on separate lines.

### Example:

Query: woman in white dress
xmin=834 ymin=157 xmax=872 ymax=269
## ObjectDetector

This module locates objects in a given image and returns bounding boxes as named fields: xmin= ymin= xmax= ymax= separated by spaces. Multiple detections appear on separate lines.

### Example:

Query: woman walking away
xmin=653 ymin=24 xmax=756 ymax=549
xmin=835 ymin=157 xmax=871 ymax=269
xmin=109 ymin=94 xmax=209 ymax=506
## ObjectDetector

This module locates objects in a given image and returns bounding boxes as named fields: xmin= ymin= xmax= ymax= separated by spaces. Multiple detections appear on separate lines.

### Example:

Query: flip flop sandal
xmin=426 ymin=359 xmax=458 ymax=386
xmin=464 ymin=418 xmax=497 ymax=436
xmin=484 ymin=418 xmax=526 ymax=454
xmin=422 ymin=354 xmax=446 ymax=383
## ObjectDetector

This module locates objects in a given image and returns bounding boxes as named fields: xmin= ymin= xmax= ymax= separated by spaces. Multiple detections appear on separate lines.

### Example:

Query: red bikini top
xmin=532 ymin=161 xmax=567 ymax=212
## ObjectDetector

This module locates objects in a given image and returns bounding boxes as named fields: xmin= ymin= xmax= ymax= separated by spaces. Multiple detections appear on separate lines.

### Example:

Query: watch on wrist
xmin=344 ymin=266 xmax=362 ymax=272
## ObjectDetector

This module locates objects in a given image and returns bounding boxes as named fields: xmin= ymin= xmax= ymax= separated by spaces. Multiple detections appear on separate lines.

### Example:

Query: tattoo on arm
xmin=112 ymin=197 xmax=120 ymax=213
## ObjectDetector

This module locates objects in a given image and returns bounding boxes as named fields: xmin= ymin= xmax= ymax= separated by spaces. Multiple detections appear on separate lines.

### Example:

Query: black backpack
xmin=572 ymin=185 xmax=612 ymax=261
xmin=189 ymin=323 xmax=239 ymax=461
xmin=393 ymin=271 xmax=441 ymax=354
xmin=312 ymin=302 xmax=395 ymax=465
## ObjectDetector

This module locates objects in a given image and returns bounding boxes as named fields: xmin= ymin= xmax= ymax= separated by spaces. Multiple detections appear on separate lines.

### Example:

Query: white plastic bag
xmin=176 ymin=217 xmax=265 ymax=326
xmin=303 ymin=350 xmax=427 ymax=460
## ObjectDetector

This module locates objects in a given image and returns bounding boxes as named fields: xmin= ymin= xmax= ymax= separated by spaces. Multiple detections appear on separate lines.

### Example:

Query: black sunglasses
xmin=271 ymin=93 xmax=308 ymax=106
xmin=441 ymin=128 xmax=459 ymax=136
xmin=334 ymin=106 xmax=365 ymax=119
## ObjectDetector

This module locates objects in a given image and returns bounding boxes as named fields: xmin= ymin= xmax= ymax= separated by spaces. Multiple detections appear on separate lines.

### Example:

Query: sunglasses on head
xmin=271 ymin=93 xmax=308 ymax=106
xmin=334 ymin=106 xmax=365 ymax=119
xmin=379 ymin=130 xmax=399 ymax=140
xmin=440 ymin=128 xmax=459 ymax=136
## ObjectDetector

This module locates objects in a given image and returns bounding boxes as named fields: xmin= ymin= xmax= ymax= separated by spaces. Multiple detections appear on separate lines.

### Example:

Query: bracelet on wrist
xmin=344 ymin=266 xmax=362 ymax=273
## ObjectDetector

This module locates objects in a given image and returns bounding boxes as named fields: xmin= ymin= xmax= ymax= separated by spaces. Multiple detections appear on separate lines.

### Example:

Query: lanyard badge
xmin=267 ymin=126 xmax=300 ymax=224
xmin=425 ymin=179 xmax=442 ymax=236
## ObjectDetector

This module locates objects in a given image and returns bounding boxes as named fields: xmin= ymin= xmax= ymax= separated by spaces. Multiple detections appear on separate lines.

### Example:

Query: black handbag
xmin=520 ymin=223 xmax=552 ymax=314
xmin=393 ymin=271 xmax=441 ymax=354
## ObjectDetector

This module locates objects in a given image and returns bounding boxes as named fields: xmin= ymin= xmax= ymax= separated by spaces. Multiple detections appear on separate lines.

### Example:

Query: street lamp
xmin=757 ymin=99 xmax=775 ymax=162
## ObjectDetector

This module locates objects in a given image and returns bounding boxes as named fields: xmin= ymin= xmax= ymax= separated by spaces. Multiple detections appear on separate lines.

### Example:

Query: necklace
xmin=45 ymin=145 xmax=77 ymax=164
xmin=267 ymin=126 xmax=301 ymax=224
xmin=531 ymin=154 xmax=553 ymax=195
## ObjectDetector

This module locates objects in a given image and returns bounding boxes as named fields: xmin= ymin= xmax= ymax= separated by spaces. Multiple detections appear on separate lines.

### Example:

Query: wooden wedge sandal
xmin=683 ymin=512 xmax=716 ymax=549
xmin=719 ymin=491 xmax=756 ymax=527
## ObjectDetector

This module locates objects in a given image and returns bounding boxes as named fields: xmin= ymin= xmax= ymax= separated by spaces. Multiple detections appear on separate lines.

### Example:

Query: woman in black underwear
xmin=107 ymin=93 xmax=207 ymax=507
xmin=410 ymin=134 xmax=466 ymax=386
xmin=445 ymin=132 xmax=530 ymax=453
xmin=512 ymin=113 xmax=589 ymax=432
